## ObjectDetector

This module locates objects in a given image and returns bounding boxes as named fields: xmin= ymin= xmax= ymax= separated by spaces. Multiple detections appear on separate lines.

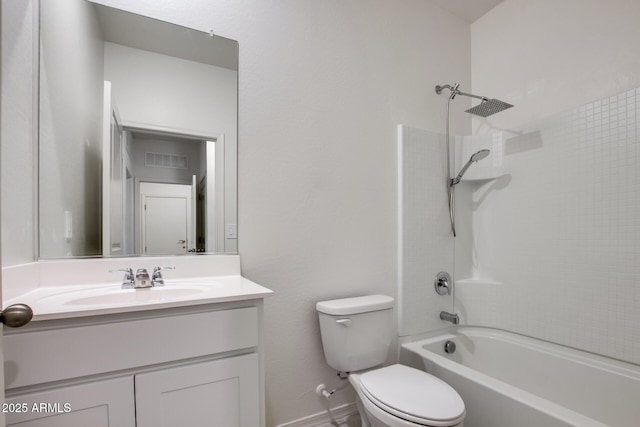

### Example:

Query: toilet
xmin=316 ymin=295 xmax=465 ymax=427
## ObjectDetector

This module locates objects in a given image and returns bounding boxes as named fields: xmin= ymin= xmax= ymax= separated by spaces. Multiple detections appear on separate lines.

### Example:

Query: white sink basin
xmin=34 ymin=282 xmax=223 ymax=307
xmin=66 ymin=287 xmax=203 ymax=306
xmin=4 ymin=272 xmax=274 ymax=321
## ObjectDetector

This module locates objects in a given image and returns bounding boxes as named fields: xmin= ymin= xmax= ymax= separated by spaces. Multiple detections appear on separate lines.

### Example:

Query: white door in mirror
xmin=141 ymin=182 xmax=193 ymax=255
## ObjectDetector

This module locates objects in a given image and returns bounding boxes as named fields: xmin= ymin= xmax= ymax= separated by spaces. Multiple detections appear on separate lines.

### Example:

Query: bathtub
xmin=400 ymin=327 xmax=640 ymax=427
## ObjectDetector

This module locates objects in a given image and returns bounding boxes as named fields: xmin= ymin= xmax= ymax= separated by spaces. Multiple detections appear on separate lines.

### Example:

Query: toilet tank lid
xmin=316 ymin=295 xmax=394 ymax=315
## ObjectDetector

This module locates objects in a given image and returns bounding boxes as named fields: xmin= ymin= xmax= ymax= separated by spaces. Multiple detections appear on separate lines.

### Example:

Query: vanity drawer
xmin=4 ymin=306 xmax=258 ymax=389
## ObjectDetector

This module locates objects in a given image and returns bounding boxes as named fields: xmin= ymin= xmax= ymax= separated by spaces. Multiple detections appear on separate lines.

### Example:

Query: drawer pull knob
xmin=1 ymin=303 xmax=33 ymax=328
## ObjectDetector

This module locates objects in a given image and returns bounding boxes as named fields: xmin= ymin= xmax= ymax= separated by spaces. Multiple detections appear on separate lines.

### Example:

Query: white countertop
xmin=2 ymin=255 xmax=273 ymax=321
xmin=5 ymin=275 xmax=273 ymax=321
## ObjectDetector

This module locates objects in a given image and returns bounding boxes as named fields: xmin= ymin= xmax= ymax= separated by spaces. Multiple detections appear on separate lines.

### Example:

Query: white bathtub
xmin=400 ymin=327 xmax=640 ymax=427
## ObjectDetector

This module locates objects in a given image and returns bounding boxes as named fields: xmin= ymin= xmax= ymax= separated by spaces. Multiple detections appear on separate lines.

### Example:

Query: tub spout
xmin=440 ymin=311 xmax=459 ymax=325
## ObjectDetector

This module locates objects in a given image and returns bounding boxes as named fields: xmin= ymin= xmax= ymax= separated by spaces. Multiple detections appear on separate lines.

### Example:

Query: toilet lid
xmin=359 ymin=364 xmax=465 ymax=426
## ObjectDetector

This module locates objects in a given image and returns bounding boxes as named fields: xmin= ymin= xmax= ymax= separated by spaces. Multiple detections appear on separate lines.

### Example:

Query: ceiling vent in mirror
xmin=145 ymin=152 xmax=188 ymax=169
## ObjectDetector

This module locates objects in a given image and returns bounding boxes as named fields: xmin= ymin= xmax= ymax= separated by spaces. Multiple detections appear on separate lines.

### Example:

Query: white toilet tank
xmin=316 ymin=295 xmax=394 ymax=372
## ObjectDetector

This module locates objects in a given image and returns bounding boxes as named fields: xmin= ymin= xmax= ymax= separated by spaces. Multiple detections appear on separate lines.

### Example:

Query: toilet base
xmin=354 ymin=394 xmax=371 ymax=427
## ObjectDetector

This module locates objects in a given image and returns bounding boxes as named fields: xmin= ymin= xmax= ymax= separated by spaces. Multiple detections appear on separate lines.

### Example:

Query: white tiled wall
xmin=456 ymin=88 xmax=640 ymax=364
xmin=398 ymin=125 xmax=454 ymax=336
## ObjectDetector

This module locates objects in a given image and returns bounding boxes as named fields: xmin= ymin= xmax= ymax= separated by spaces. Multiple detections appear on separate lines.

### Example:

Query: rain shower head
xmin=450 ymin=149 xmax=490 ymax=186
xmin=465 ymin=99 xmax=513 ymax=117
xmin=436 ymin=83 xmax=513 ymax=117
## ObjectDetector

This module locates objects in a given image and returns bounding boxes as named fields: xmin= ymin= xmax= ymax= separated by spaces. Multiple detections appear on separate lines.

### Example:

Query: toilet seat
xmin=358 ymin=364 xmax=465 ymax=427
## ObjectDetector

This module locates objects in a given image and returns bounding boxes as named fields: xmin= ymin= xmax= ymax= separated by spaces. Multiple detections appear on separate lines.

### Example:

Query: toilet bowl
xmin=316 ymin=295 xmax=465 ymax=427
xmin=350 ymin=365 xmax=464 ymax=427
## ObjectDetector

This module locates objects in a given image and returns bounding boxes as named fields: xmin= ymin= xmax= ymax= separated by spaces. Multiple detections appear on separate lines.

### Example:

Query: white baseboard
xmin=276 ymin=402 xmax=361 ymax=427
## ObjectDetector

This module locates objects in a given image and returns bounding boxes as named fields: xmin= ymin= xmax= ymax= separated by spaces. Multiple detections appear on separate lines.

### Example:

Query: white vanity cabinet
xmin=3 ymin=300 xmax=265 ymax=427
xmin=135 ymin=353 xmax=259 ymax=426
xmin=4 ymin=377 xmax=135 ymax=426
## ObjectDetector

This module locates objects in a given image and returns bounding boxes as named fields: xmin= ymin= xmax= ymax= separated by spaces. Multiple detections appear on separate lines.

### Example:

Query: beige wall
xmin=38 ymin=0 xmax=104 ymax=258
xmin=2 ymin=0 xmax=470 ymax=424
xmin=88 ymin=1 xmax=471 ymax=424
xmin=1 ymin=0 xmax=36 ymax=265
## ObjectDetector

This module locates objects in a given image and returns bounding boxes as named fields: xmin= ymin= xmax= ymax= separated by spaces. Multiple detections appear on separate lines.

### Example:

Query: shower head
xmin=470 ymin=148 xmax=490 ymax=162
xmin=450 ymin=149 xmax=491 ymax=186
xmin=436 ymin=83 xmax=513 ymax=117
xmin=465 ymin=99 xmax=513 ymax=117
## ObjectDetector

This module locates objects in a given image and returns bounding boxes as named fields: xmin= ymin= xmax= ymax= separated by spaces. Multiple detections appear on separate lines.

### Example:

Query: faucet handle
xmin=434 ymin=271 xmax=452 ymax=296
xmin=151 ymin=266 xmax=175 ymax=286
xmin=109 ymin=268 xmax=134 ymax=288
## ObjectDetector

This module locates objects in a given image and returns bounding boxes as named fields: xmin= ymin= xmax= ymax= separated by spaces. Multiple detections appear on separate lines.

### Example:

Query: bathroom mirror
xmin=38 ymin=0 xmax=238 ymax=258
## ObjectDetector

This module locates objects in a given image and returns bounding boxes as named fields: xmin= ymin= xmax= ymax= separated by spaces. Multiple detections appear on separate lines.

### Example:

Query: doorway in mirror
xmin=103 ymin=125 xmax=224 ymax=257
xmin=140 ymin=182 xmax=191 ymax=255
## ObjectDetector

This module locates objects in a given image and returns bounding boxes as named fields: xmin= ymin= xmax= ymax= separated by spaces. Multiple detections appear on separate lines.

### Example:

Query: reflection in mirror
xmin=38 ymin=0 xmax=238 ymax=258
xmin=105 ymin=129 xmax=225 ymax=256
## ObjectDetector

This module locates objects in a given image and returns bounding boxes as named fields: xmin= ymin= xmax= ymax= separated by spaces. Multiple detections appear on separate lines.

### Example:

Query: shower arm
xmin=435 ymin=85 xmax=489 ymax=103
xmin=456 ymin=90 xmax=488 ymax=102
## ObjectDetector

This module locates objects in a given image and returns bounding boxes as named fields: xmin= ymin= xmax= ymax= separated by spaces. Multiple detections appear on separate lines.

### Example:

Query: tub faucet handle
xmin=434 ymin=271 xmax=452 ymax=296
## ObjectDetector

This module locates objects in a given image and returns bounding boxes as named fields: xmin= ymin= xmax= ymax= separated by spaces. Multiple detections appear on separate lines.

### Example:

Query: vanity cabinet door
xmin=5 ymin=377 xmax=135 ymax=427
xmin=135 ymin=353 xmax=259 ymax=427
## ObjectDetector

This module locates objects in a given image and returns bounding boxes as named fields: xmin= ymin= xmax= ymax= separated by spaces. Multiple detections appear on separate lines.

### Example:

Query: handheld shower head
xmin=450 ymin=149 xmax=490 ymax=186
xmin=470 ymin=148 xmax=490 ymax=162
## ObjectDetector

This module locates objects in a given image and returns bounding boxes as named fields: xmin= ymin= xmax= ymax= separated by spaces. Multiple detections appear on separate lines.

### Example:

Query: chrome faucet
xmin=134 ymin=268 xmax=153 ymax=288
xmin=111 ymin=267 xmax=175 ymax=289
xmin=440 ymin=311 xmax=460 ymax=325
xmin=151 ymin=266 xmax=175 ymax=286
